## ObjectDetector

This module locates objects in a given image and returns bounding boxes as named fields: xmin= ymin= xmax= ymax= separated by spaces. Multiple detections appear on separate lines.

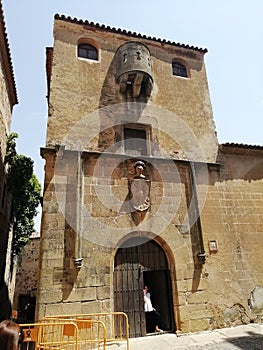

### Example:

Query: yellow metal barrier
xmin=20 ymin=319 xmax=106 ymax=350
xmin=20 ymin=321 xmax=79 ymax=350
xmin=43 ymin=312 xmax=129 ymax=349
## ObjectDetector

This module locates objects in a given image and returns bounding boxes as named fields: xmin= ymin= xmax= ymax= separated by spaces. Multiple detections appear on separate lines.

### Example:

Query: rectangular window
xmin=124 ymin=126 xmax=148 ymax=156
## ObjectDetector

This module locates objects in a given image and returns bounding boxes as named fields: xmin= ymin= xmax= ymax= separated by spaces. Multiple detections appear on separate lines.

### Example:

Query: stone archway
xmin=114 ymin=236 xmax=175 ymax=337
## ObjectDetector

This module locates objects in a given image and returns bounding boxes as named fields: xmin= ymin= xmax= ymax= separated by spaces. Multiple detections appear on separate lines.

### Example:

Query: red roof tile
xmin=54 ymin=14 xmax=208 ymax=54
xmin=220 ymin=142 xmax=263 ymax=150
xmin=0 ymin=0 xmax=18 ymax=105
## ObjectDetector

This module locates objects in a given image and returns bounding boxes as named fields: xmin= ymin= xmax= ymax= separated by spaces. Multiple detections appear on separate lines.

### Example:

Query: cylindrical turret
xmin=116 ymin=42 xmax=153 ymax=98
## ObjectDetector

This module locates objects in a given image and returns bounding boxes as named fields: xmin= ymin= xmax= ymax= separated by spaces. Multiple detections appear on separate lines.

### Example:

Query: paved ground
xmin=109 ymin=323 xmax=263 ymax=349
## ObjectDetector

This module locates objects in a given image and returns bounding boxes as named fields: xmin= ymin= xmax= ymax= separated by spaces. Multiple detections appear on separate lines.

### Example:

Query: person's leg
xmin=153 ymin=310 xmax=163 ymax=332
xmin=145 ymin=312 xmax=152 ymax=333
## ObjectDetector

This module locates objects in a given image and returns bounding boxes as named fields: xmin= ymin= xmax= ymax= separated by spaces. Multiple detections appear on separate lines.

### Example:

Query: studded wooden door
xmin=114 ymin=236 xmax=174 ymax=337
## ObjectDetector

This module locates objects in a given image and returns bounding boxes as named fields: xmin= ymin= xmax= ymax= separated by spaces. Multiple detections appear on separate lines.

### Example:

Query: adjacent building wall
xmin=0 ymin=0 xmax=18 ymax=321
xmin=13 ymin=233 xmax=40 ymax=322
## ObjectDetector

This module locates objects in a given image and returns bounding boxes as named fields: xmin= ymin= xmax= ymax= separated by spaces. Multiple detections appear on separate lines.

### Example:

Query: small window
xmin=78 ymin=43 xmax=98 ymax=61
xmin=124 ymin=127 xmax=147 ymax=156
xmin=172 ymin=61 xmax=188 ymax=78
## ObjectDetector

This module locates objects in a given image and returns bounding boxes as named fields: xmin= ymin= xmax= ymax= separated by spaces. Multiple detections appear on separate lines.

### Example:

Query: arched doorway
xmin=114 ymin=236 xmax=175 ymax=337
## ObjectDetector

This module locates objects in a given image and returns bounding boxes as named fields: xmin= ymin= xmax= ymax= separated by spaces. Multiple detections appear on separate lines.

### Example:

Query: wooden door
xmin=114 ymin=239 xmax=145 ymax=337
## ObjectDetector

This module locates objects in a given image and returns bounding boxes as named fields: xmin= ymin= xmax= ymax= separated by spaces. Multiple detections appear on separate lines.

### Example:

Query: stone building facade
xmin=13 ymin=232 xmax=40 ymax=323
xmin=37 ymin=14 xmax=263 ymax=336
xmin=0 ymin=0 xmax=18 ymax=320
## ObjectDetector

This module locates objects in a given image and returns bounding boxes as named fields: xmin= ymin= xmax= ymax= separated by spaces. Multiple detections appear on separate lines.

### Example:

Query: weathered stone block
xmin=63 ymin=287 xmax=96 ymax=302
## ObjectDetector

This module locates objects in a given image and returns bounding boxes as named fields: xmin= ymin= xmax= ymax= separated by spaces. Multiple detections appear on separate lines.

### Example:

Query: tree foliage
xmin=5 ymin=132 xmax=42 ymax=255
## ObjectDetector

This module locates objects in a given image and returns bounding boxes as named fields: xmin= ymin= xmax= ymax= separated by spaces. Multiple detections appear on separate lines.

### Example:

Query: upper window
xmin=78 ymin=43 xmax=98 ymax=61
xmin=172 ymin=61 xmax=188 ymax=78
xmin=124 ymin=127 xmax=147 ymax=156
xmin=122 ymin=123 xmax=153 ymax=156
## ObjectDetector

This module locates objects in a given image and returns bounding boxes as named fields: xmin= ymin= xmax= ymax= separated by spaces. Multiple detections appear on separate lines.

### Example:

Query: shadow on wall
xmin=0 ymin=282 xmax=11 ymax=321
xmin=62 ymin=219 xmax=80 ymax=301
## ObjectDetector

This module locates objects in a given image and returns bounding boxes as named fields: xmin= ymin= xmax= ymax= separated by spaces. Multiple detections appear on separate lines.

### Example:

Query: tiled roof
xmin=0 ymin=0 xmax=17 ymax=105
xmin=220 ymin=142 xmax=263 ymax=150
xmin=54 ymin=14 xmax=208 ymax=54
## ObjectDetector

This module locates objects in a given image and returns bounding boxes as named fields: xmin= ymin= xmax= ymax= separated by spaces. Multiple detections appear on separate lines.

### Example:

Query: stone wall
xmin=0 ymin=39 xmax=14 ymax=283
xmin=0 ymin=1 xmax=18 ymax=316
xmin=46 ymin=18 xmax=218 ymax=163
xmin=38 ymin=147 xmax=263 ymax=332
xmin=14 ymin=234 xmax=40 ymax=301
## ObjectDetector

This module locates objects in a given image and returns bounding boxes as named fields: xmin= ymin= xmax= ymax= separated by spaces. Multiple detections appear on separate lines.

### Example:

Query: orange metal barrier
xmin=20 ymin=319 xmax=106 ymax=350
xmin=20 ymin=321 xmax=79 ymax=350
xmin=43 ymin=312 xmax=129 ymax=349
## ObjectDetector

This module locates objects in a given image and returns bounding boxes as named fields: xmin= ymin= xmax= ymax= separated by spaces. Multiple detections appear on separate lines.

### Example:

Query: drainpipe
xmin=74 ymin=151 xmax=83 ymax=269
xmin=189 ymin=162 xmax=206 ymax=264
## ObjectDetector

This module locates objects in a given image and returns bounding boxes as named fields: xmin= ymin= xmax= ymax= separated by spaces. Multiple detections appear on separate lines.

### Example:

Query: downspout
xmin=189 ymin=162 xmax=206 ymax=264
xmin=74 ymin=151 xmax=83 ymax=269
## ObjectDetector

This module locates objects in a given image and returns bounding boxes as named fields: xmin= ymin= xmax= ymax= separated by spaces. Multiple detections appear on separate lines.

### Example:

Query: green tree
xmin=5 ymin=132 xmax=42 ymax=255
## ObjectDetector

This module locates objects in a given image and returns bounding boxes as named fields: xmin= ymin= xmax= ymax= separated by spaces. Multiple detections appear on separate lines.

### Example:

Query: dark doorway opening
xmin=143 ymin=270 xmax=174 ymax=332
xmin=17 ymin=295 xmax=36 ymax=323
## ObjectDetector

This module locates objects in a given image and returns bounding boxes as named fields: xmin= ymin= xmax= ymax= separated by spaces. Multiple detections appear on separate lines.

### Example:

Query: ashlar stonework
xmin=37 ymin=14 xmax=263 ymax=337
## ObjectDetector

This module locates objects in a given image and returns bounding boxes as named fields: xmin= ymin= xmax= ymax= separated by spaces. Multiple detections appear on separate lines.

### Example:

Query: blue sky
xmin=3 ymin=0 xmax=263 ymax=229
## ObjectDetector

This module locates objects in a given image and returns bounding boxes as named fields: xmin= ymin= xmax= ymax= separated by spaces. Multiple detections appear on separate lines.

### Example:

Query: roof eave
xmin=0 ymin=0 xmax=18 ymax=106
xmin=54 ymin=13 xmax=208 ymax=54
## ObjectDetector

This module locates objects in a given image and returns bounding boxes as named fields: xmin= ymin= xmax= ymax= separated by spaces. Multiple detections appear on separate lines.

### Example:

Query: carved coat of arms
xmin=128 ymin=161 xmax=151 ymax=225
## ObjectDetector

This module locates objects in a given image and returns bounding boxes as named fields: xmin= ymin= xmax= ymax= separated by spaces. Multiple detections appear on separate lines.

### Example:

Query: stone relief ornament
xmin=128 ymin=160 xmax=151 ymax=225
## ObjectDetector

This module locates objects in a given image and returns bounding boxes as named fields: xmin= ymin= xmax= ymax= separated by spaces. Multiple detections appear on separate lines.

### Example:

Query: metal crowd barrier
xmin=43 ymin=312 xmax=129 ymax=349
xmin=20 ymin=319 xmax=106 ymax=350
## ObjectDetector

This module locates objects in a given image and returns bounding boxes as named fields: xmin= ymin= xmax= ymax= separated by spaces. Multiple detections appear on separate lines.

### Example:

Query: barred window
xmin=78 ymin=43 xmax=98 ymax=61
xmin=172 ymin=61 xmax=188 ymax=78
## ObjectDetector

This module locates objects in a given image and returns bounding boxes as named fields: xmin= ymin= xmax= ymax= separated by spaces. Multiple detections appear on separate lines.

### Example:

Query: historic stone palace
xmin=37 ymin=14 xmax=263 ymax=337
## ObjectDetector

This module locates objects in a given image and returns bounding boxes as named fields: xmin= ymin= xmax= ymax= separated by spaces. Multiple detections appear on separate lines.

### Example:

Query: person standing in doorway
xmin=143 ymin=285 xmax=163 ymax=333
